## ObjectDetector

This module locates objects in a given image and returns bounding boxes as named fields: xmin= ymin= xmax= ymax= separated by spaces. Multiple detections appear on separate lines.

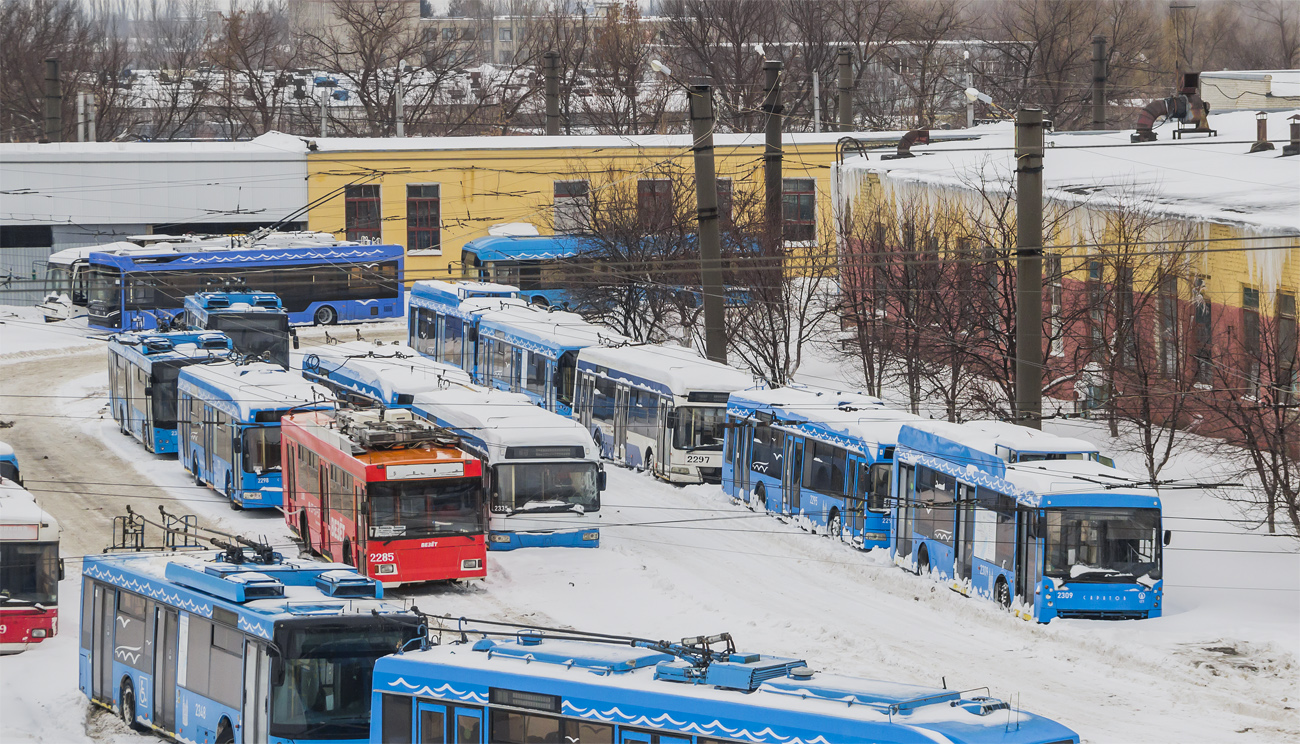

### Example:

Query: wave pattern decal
xmin=385 ymin=677 xmax=489 ymax=705
xmin=560 ymin=702 xmax=829 ymax=744
xmin=84 ymin=564 xmax=213 ymax=617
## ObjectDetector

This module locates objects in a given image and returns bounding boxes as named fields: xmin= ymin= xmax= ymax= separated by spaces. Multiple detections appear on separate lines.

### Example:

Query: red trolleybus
xmin=1 ymin=479 xmax=62 ymax=654
xmin=282 ymin=408 xmax=487 ymax=586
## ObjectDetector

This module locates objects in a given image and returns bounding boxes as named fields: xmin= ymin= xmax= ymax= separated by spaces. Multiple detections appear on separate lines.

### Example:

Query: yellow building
xmin=303 ymin=131 xmax=933 ymax=285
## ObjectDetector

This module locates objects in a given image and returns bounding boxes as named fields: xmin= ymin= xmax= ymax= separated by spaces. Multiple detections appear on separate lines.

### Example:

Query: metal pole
xmin=965 ymin=51 xmax=974 ymax=129
xmin=77 ymin=92 xmax=86 ymax=142
xmin=395 ymin=64 xmax=405 ymax=137
xmin=812 ymin=72 xmax=820 ymax=133
xmin=320 ymin=89 xmax=328 ymax=138
xmin=763 ymin=60 xmax=783 ymax=246
xmin=544 ymin=51 xmax=561 ymax=136
xmin=1015 ymin=108 xmax=1044 ymax=429
xmin=44 ymin=58 xmax=62 ymax=142
xmin=88 ymin=95 xmax=96 ymax=142
xmin=1092 ymin=35 xmax=1107 ymax=130
xmin=690 ymin=84 xmax=727 ymax=364
xmin=836 ymin=47 xmax=852 ymax=132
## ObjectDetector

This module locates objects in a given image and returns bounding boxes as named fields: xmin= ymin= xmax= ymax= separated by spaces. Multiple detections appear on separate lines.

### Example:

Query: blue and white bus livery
xmin=80 ymin=547 xmax=423 ymax=744
xmin=893 ymin=422 xmax=1165 ymax=622
xmin=108 ymin=331 xmax=234 ymax=454
xmin=723 ymin=388 xmax=920 ymax=549
xmin=573 ymin=343 xmax=755 ymax=485
xmin=177 ymin=362 xmax=334 ymax=509
xmin=0 ymin=441 xmax=20 ymax=485
xmin=369 ymin=628 xmax=1081 ymax=744
xmin=410 ymin=388 xmax=605 ymax=551
xmin=181 ymin=291 xmax=295 ymax=368
xmin=301 ymin=341 xmax=474 ymax=409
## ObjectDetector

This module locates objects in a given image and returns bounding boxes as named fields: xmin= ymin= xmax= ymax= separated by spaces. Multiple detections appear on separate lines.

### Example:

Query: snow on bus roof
xmin=0 ymin=479 xmax=54 ymax=528
xmin=309 ymin=341 xmax=474 ymax=399
xmin=729 ymin=387 xmax=922 ymax=447
xmin=1003 ymin=459 xmax=1160 ymax=500
xmin=960 ymin=420 xmax=1099 ymax=455
xmin=180 ymin=362 xmax=333 ymax=420
xmin=411 ymin=388 xmax=595 ymax=456
xmin=837 ymin=108 xmax=1300 ymax=236
xmin=578 ymin=343 xmax=757 ymax=396
xmin=477 ymin=303 xmax=626 ymax=352
xmin=0 ymin=441 xmax=14 ymax=458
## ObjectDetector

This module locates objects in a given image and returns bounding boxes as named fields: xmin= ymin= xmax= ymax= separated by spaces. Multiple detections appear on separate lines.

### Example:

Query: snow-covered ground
xmin=1 ymin=312 xmax=1297 ymax=743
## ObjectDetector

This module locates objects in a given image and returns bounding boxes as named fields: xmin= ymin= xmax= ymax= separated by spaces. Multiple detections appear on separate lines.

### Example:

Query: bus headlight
xmin=671 ymin=466 xmax=690 ymax=475
xmin=862 ymin=532 xmax=888 ymax=542
xmin=374 ymin=563 xmax=398 ymax=575
xmin=30 ymin=629 xmax=47 ymax=638
xmin=489 ymin=534 xmax=512 ymax=543
xmin=582 ymin=532 xmax=599 ymax=541
xmin=461 ymin=559 xmax=483 ymax=571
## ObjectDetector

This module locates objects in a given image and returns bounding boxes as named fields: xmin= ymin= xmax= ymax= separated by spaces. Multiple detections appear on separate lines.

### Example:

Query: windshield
xmin=270 ymin=621 xmax=421 ymax=740
xmin=0 ymin=542 xmax=59 ymax=606
xmin=45 ymin=264 xmax=73 ymax=295
xmin=87 ymin=267 xmax=119 ymax=306
xmin=672 ymin=405 xmax=726 ymax=452
xmin=150 ymin=364 xmax=182 ymax=428
xmin=493 ymin=462 xmax=599 ymax=512
xmin=1045 ymin=507 xmax=1161 ymax=582
xmin=242 ymin=425 xmax=283 ymax=474
xmin=213 ymin=314 xmax=290 ymax=366
xmin=369 ymin=477 xmax=484 ymax=539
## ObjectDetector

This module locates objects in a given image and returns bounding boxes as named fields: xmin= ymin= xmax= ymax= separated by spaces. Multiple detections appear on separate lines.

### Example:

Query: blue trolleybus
xmin=573 ymin=344 xmax=755 ymax=485
xmin=0 ymin=441 xmax=20 ymax=484
xmin=301 ymin=341 xmax=474 ymax=409
xmin=177 ymin=362 xmax=335 ymax=509
xmin=369 ymin=628 xmax=1080 ymax=744
xmin=723 ymin=388 xmax=920 ymax=549
xmin=408 ymin=280 xmax=626 ymax=416
xmin=459 ymin=233 xmax=593 ymax=309
xmin=108 ymin=331 xmax=234 ymax=454
xmin=410 ymin=388 xmax=605 ymax=551
xmin=181 ymin=291 xmax=296 ymax=368
xmin=85 ymin=235 xmax=404 ymax=331
xmin=893 ymin=421 xmax=1165 ymax=622
xmin=81 ymin=546 xmax=423 ymax=744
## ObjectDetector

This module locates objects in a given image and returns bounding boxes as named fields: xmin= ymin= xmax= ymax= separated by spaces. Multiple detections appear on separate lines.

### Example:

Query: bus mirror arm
xmin=1163 ymin=529 xmax=1172 ymax=546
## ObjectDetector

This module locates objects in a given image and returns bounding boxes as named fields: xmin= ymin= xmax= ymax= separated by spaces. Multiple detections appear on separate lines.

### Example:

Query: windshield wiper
xmin=0 ymin=597 xmax=50 ymax=611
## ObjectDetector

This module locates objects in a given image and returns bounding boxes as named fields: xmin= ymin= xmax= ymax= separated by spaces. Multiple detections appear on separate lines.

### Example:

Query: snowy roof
xmin=578 ymin=344 xmax=757 ymax=397
xmin=179 ymin=362 xmax=334 ymax=420
xmin=0 ymin=441 xmax=13 ymax=458
xmin=1201 ymin=70 xmax=1300 ymax=98
xmin=1003 ymin=459 xmax=1163 ymax=507
xmin=461 ymin=234 xmax=597 ymax=262
xmin=835 ymin=109 xmax=1300 ymax=236
xmin=0 ymin=131 xmax=307 ymax=159
xmin=960 ymin=420 xmax=1099 ymax=458
xmin=411 ymin=388 xmax=596 ymax=458
xmin=306 ymin=341 xmax=475 ymax=402
xmin=728 ymin=387 xmax=922 ymax=450
xmin=478 ymin=304 xmax=626 ymax=355
xmin=0 ymin=480 xmax=55 ymax=529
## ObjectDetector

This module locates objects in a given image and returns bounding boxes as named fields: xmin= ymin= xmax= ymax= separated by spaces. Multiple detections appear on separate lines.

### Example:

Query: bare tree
xmin=1247 ymin=0 xmax=1300 ymax=68
xmin=136 ymin=0 xmax=217 ymax=140
xmin=574 ymin=0 xmax=670 ymax=135
xmin=211 ymin=0 xmax=299 ymax=137
xmin=0 ymin=0 xmax=93 ymax=141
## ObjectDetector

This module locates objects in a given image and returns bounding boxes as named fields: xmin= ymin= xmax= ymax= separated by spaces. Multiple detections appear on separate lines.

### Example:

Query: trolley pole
xmin=690 ymin=83 xmax=727 ymax=365
xmin=1014 ymin=108 xmax=1044 ymax=429
xmin=1092 ymin=35 xmax=1107 ymax=130
xmin=763 ymin=60 xmax=784 ymax=247
xmin=544 ymin=51 xmax=561 ymax=136
xmin=44 ymin=58 xmax=62 ymax=142
xmin=836 ymin=47 xmax=852 ymax=131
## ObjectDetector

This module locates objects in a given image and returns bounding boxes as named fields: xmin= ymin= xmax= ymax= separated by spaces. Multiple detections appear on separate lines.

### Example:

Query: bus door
xmin=849 ymin=459 xmax=868 ymax=536
xmin=955 ymin=483 xmax=975 ymax=582
xmin=1016 ymin=509 xmax=1042 ymax=603
xmin=200 ymin=405 xmax=215 ymax=482
xmin=154 ymin=607 xmax=178 ymax=731
xmin=91 ymin=584 xmax=113 ymax=703
xmin=656 ymin=400 xmax=671 ymax=476
xmin=452 ymin=707 xmax=483 ymax=743
xmin=734 ymin=423 xmax=751 ymax=500
xmin=242 ymin=640 xmax=270 ymax=742
xmin=613 ymin=384 xmax=629 ymax=460
xmin=781 ymin=436 xmax=803 ymax=516
xmin=577 ymin=375 xmax=594 ymax=429
xmin=896 ymin=465 xmax=914 ymax=559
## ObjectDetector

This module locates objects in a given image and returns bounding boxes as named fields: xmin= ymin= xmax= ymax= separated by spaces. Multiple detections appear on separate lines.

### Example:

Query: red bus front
xmin=0 ymin=538 xmax=60 ymax=654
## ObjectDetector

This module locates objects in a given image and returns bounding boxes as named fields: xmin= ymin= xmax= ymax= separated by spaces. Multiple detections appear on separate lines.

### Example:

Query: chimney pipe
xmin=880 ymin=129 xmax=930 ymax=160
xmin=44 ymin=58 xmax=62 ymax=142
xmin=1250 ymin=111 xmax=1275 ymax=153
xmin=1283 ymin=114 xmax=1299 ymax=156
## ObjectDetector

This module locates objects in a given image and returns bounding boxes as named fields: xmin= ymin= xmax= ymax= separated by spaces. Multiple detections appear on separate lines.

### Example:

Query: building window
xmin=1243 ymin=286 xmax=1261 ymax=395
xmin=1158 ymin=275 xmax=1180 ymax=376
xmin=1192 ymin=275 xmax=1213 ymax=384
xmin=1046 ymin=254 xmax=1063 ymax=356
xmin=499 ymin=26 xmax=512 ymax=41
xmin=1279 ymin=291 xmax=1297 ymax=404
xmin=442 ymin=27 xmax=453 ymax=40
xmin=637 ymin=178 xmax=673 ymax=231
xmin=478 ymin=26 xmax=490 ymax=40
xmin=782 ymin=178 xmax=816 ymax=241
xmin=407 ymin=184 xmax=440 ymax=253
xmin=344 ymin=185 xmax=381 ymax=242
xmin=554 ymin=180 xmax=591 ymax=234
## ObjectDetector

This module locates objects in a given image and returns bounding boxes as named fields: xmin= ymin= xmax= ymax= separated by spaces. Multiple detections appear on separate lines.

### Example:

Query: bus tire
xmin=120 ymin=678 xmax=143 ymax=731
xmin=193 ymin=459 xmax=203 ymax=487
xmin=313 ymin=305 xmax=338 ymax=326
xmin=226 ymin=475 xmax=241 ymax=510
xmin=299 ymin=512 xmax=312 ymax=551
xmin=215 ymin=718 xmax=235 ymax=744
xmin=755 ymin=483 xmax=767 ymax=510
xmin=995 ymin=578 xmax=1012 ymax=609
xmin=640 ymin=449 xmax=652 ymax=473
xmin=917 ymin=545 xmax=930 ymax=577
xmin=827 ymin=509 xmax=842 ymax=541
xmin=342 ymin=538 xmax=353 ymax=566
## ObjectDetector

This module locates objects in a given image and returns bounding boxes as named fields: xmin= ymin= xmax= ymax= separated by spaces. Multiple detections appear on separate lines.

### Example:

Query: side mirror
xmin=1163 ymin=529 xmax=1172 ymax=546
xmin=292 ymin=335 xmax=300 ymax=350
xmin=144 ymin=386 xmax=153 ymax=397
xmin=597 ymin=470 xmax=607 ymax=492
xmin=271 ymin=657 xmax=285 ymax=686
xmin=58 ymin=558 xmax=65 ymax=581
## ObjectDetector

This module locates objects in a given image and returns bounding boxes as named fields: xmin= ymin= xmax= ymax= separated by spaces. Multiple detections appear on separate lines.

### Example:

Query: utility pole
xmin=320 ymin=89 xmax=328 ymax=138
xmin=44 ymin=58 xmax=62 ymax=142
xmin=763 ymin=60 xmax=784 ymax=247
xmin=395 ymin=63 xmax=405 ymax=137
xmin=77 ymin=92 xmax=86 ymax=142
xmin=88 ymin=95 xmax=96 ymax=142
xmin=1092 ymin=35 xmax=1107 ymax=130
xmin=690 ymin=84 xmax=727 ymax=364
xmin=965 ymin=51 xmax=974 ymax=128
xmin=1015 ymin=108 xmax=1044 ymax=429
xmin=544 ymin=51 xmax=561 ymax=136
xmin=812 ymin=72 xmax=820 ymax=133
xmin=836 ymin=47 xmax=852 ymax=131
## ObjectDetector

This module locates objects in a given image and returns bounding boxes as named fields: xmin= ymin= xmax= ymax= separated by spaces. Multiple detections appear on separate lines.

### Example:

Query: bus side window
xmin=379 ymin=694 xmax=413 ymax=744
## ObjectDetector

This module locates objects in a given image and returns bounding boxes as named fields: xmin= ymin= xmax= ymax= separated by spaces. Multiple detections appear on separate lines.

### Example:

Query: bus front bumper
xmin=488 ymin=529 xmax=600 ymax=551
xmin=1035 ymin=579 xmax=1163 ymax=622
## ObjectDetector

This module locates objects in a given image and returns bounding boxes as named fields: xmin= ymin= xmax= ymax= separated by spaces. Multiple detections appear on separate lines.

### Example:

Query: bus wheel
xmin=120 ymin=678 xmax=143 ymax=731
xmin=917 ymin=545 xmax=930 ymax=577
xmin=299 ymin=512 xmax=312 ymax=551
xmin=313 ymin=305 xmax=338 ymax=326
xmin=827 ymin=510 xmax=842 ymax=541
xmin=640 ymin=449 xmax=651 ymax=473
xmin=995 ymin=578 xmax=1012 ymax=609
xmin=226 ymin=475 xmax=241 ymax=510
xmin=754 ymin=483 xmax=766 ymax=510
xmin=193 ymin=459 xmax=203 ymax=487
xmin=215 ymin=718 xmax=235 ymax=744
xmin=342 ymin=538 xmax=353 ymax=566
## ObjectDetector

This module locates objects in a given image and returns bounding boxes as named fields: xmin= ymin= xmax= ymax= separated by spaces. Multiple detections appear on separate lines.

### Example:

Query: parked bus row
xmin=76 ymin=532 xmax=1081 ymax=744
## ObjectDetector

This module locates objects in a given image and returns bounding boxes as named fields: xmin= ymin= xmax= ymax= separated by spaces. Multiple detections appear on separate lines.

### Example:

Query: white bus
xmin=301 ymin=340 xmax=475 ymax=408
xmin=411 ymin=388 xmax=605 ymax=550
xmin=573 ymin=343 xmax=757 ymax=485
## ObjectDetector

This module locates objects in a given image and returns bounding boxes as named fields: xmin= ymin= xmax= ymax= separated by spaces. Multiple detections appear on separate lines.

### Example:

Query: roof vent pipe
xmin=1131 ymin=73 xmax=1212 ymax=143
xmin=1283 ymin=114 xmax=1299 ymax=157
xmin=881 ymin=129 xmax=929 ymax=160
xmin=1250 ymin=112 xmax=1275 ymax=153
